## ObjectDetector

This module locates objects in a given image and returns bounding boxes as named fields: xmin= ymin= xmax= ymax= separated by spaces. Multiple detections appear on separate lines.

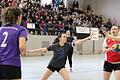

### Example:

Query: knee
xmin=41 ymin=78 xmax=46 ymax=80
xmin=64 ymin=77 xmax=70 ymax=80
xmin=41 ymin=77 xmax=47 ymax=80
xmin=63 ymin=75 xmax=70 ymax=80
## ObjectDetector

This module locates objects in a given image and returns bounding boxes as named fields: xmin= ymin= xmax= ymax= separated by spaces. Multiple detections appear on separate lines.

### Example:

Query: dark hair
xmin=66 ymin=30 xmax=72 ymax=35
xmin=1 ymin=7 xmax=22 ymax=25
xmin=53 ymin=32 xmax=66 ymax=44
xmin=118 ymin=26 xmax=120 ymax=29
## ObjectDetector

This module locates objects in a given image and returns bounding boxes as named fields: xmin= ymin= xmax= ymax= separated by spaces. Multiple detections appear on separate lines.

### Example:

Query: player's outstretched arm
xmin=74 ymin=33 xmax=92 ymax=45
xmin=29 ymin=48 xmax=48 ymax=53
xmin=103 ymin=31 xmax=120 ymax=41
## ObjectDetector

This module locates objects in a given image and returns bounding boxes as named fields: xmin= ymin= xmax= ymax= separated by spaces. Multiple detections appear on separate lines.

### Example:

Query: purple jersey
xmin=0 ymin=24 xmax=27 ymax=67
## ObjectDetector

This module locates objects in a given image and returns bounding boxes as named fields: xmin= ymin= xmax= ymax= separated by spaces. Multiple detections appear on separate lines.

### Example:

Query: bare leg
xmin=41 ymin=68 xmax=53 ymax=80
xmin=59 ymin=68 xmax=70 ymax=80
xmin=114 ymin=70 xmax=120 ymax=80
xmin=103 ymin=71 xmax=112 ymax=80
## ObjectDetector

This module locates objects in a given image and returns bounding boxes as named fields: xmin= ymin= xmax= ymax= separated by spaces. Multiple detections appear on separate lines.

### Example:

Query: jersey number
xmin=1 ymin=31 xmax=8 ymax=47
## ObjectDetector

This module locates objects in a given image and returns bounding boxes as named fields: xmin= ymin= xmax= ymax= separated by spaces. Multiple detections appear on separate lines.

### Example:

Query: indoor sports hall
xmin=0 ymin=0 xmax=120 ymax=80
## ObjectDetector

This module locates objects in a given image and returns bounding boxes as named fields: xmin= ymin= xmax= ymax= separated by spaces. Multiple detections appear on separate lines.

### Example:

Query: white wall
xmin=67 ymin=0 xmax=96 ymax=10
xmin=95 ymin=0 xmax=120 ymax=25
xmin=27 ymin=35 xmax=56 ymax=56
xmin=67 ymin=0 xmax=84 ymax=9
xmin=83 ymin=0 xmax=96 ymax=11
xmin=82 ymin=0 xmax=120 ymax=25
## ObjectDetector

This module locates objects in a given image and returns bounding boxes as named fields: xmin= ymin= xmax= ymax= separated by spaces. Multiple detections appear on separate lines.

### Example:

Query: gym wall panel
xmin=26 ymin=35 xmax=104 ymax=56
xmin=83 ymin=0 xmax=120 ymax=25
xmin=95 ymin=0 xmax=120 ymax=25
xmin=83 ymin=0 xmax=96 ymax=11
xmin=26 ymin=35 xmax=56 ymax=56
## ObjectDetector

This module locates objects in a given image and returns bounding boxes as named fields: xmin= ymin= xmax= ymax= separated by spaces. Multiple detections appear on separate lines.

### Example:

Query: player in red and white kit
xmin=103 ymin=26 xmax=120 ymax=80
xmin=103 ymin=27 xmax=120 ymax=41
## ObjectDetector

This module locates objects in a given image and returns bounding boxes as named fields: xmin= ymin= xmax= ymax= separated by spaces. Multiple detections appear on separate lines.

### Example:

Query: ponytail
xmin=53 ymin=37 xmax=59 ymax=44
xmin=53 ymin=32 xmax=66 ymax=44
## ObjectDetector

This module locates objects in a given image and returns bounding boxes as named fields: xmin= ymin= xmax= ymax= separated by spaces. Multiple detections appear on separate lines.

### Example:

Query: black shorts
xmin=103 ymin=61 xmax=120 ymax=72
xmin=47 ymin=65 xmax=65 ymax=72
xmin=0 ymin=65 xmax=21 ymax=79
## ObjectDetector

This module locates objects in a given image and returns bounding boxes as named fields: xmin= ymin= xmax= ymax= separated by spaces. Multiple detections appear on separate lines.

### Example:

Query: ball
xmin=112 ymin=44 xmax=120 ymax=52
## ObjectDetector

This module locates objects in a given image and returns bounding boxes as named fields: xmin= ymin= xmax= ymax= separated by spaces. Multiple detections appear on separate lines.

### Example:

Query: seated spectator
xmin=46 ymin=21 xmax=55 ymax=35
xmin=56 ymin=21 xmax=65 ymax=34
xmin=106 ymin=19 xmax=112 ymax=31
xmin=40 ymin=20 xmax=47 ymax=35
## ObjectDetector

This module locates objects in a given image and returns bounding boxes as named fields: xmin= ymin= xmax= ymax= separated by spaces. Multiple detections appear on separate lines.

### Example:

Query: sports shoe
xmin=70 ymin=68 xmax=72 ymax=72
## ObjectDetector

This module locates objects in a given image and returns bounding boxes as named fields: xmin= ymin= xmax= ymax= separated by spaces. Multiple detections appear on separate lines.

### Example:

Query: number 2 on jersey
xmin=1 ymin=31 xmax=8 ymax=47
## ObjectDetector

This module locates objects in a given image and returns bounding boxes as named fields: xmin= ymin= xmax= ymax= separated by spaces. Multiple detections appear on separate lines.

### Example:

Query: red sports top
xmin=106 ymin=38 xmax=120 ymax=62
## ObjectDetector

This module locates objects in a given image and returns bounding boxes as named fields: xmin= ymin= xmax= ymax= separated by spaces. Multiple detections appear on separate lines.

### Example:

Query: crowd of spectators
xmin=0 ymin=0 xmax=114 ymax=36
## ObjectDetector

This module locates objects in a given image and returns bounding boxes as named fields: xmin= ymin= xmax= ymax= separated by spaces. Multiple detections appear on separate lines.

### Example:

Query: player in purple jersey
xmin=0 ymin=7 xmax=27 ymax=80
